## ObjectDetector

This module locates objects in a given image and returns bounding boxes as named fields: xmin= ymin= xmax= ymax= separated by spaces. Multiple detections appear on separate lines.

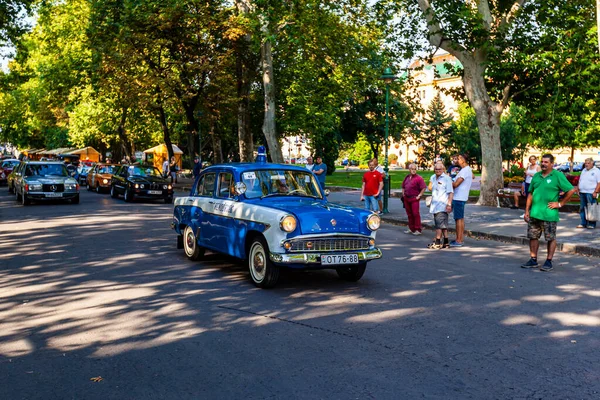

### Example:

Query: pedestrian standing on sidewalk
xmin=169 ymin=156 xmax=178 ymax=184
xmin=313 ymin=156 xmax=327 ymax=191
xmin=360 ymin=160 xmax=383 ymax=213
xmin=521 ymin=154 xmax=576 ymax=272
xmin=162 ymin=158 xmax=169 ymax=179
xmin=193 ymin=156 xmax=202 ymax=180
xmin=450 ymin=154 xmax=473 ymax=247
xmin=373 ymin=157 xmax=386 ymax=211
xmin=305 ymin=156 xmax=315 ymax=172
xmin=576 ymin=157 xmax=600 ymax=229
xmin=427 ymin=162 xmax=454 ymax=249
xmin=402 ymin=163 xmax=426 ymax=235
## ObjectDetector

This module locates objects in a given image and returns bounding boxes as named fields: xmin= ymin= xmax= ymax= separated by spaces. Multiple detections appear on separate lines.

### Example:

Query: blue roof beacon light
xmin=256 ymin=145 xmax=267 ymax=163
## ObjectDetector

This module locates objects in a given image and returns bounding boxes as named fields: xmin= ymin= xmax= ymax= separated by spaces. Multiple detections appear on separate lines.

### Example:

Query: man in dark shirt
xmin=193 ymin=156 xmax=202 ymax=179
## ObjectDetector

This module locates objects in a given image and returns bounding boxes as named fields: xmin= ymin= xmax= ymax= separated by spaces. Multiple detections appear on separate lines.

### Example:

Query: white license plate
xmin=45 ymin=193 xmax=62 ymax=198
xmin=321 ymin=254 xmax=359 ymax=265
xmin=148 ymin=190 xmax=162 ymax=195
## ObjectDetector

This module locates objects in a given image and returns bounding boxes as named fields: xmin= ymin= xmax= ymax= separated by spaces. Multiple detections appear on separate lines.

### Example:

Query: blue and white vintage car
xmin=172 ymin=162 xmax=382 ymax=288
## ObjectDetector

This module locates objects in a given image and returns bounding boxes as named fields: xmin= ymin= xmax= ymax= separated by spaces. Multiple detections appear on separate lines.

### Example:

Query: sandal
xmin=427 ymin=242 xmax=442 ymax=249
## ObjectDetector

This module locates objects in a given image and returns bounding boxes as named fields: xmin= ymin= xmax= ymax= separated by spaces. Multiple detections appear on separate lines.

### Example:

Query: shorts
xmin=433 ymin=212 xmax=449 ymax=229
xmin=523 ymin=182 xmax=530 ymax=196
xmin=452 ymin=200 xmax=466 ymax=220
xmin=527 ymin=218 xmax=557 ymax=241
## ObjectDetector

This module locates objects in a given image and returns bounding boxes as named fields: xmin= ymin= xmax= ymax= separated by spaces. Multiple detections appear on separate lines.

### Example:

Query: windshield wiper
xmin=260 ymin=193 xmax=287 ymax=199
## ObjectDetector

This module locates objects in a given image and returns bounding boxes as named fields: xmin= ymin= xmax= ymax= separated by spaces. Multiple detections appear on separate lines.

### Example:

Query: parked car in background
xmin=12 ymin=161 xmax=80 ymax=205
xmin=77 ymin=165 xmax=92 ymax=186
xmin=556 ymin=162 xmax=571 ymax=172
xmin=110 ymin=164 xmax=174 ymax=203
xmin=172 ymin=162 xmax=382 ymax=288
xmin=572 ymin=162 xmax=584 ymax=172
xmin=87 ymin=163 xmax=118 ymax=193
xmin=0 ymin=159 xmax=19 ymax=185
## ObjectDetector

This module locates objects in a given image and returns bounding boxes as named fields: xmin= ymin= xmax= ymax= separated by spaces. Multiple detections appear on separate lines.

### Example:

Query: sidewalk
xmin=326 ymin=189 xmax=600 ymax=258
xmin=172 ymin=178 xmax=600 ymax=258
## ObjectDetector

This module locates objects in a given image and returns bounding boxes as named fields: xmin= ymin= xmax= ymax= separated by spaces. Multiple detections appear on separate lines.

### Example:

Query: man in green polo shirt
xmin=522 ymin=154 xmax=576 ymax=271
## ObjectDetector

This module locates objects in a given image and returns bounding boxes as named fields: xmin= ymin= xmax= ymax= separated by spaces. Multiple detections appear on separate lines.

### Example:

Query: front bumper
xmin=26 ymin=191 xmax=79 ymax=200
xmin=269 ymin=248 xmax=382 ymax=267
xmin=132 ymin=189 xmax=173 ymax=199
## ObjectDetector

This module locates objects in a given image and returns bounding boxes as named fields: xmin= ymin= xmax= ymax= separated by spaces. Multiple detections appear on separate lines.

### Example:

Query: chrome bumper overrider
xmin=269 ymin=248 xmax=382 ymax=264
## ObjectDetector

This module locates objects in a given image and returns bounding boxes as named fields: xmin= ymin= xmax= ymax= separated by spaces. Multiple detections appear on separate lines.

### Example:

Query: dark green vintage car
xmin=12 ymin=161 xmax=80 ymax=205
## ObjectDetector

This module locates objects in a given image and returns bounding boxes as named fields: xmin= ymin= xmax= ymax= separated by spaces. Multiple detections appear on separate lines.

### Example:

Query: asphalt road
xmin=1 ymin=188 xmax=600 ymax=399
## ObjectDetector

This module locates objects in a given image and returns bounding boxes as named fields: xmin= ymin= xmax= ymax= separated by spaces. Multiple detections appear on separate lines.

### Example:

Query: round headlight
xmin=168 ymin=184 xmax=172 ymax=190
xmin=134 ymin=184 xmax=139 ymax=189
xmin=367 ymin=213 xmax=381 ymax=231
xmin=163 ymin=185 xmax=168 ymax=190
xmin=280 ymin=215 xmax=297 ymax=232
xmin=103 ymin=179 xmax=108 ymax=184
xmin=140 ymin=184 xmax=145 ymax=189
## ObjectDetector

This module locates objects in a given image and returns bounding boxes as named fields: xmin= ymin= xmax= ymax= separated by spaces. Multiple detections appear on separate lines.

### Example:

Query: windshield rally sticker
xmin=243 ymin=172 xmax=256 ymax=180
xmin=213 ymin=203 xmax=234 ymax=213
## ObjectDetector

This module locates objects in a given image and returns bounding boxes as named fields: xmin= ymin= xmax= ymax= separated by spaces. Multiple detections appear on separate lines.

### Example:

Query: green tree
xmin=416 ymin=93 xmax=452 ymax=166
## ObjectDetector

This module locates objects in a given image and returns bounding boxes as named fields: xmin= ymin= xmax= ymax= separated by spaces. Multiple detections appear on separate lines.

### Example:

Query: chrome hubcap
xmin=251 ymin=243 xmax=266 ymax=281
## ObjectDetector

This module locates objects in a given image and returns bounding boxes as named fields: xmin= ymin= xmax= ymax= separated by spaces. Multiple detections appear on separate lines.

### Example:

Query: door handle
xmin=208 ymin=201 xmax=215 ymax=204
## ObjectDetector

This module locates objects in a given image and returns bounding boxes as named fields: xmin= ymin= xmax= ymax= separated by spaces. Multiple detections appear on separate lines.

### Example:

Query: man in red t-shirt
xmin=361 ymin=160 xmax=384 ymax=213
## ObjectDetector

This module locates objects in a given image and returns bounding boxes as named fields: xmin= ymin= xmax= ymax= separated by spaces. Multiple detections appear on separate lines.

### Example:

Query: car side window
xmin=197 ymin=173 xmax=216 ymax=197
xmin=217 ymin=172 xmax=233 ymax=198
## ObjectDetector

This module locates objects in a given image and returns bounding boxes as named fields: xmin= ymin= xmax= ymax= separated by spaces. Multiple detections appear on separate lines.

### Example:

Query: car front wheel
xmin=336 ymin=263 xmax=367 ymax=282
xmin=110 ymin=185 xmax=117 ymax=198
xmin=71 ymin=194 xmax=80 ymax=204
xmin=21 ymin=190 xmax=30 ymax=206
xmin=96 ymin=184 xmax=101 ymax=194
xmin=124 ymin=188 xmax=133 ymax=202
xmin=183 ymin=225 xmax=205 ymax=261
xmin=248 ymin=237 xmax=279 ymax=288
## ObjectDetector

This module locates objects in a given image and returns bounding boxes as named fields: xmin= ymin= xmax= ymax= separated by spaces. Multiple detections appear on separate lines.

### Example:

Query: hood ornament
xmin=330 ymin=219 xmax=337 ymax=226
xmin=50 ymin=185 xmax=57 ymax=192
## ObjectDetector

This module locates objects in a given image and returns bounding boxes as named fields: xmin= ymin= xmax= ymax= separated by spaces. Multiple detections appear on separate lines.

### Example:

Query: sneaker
xmin=404 ymin=229 xmax=413 ymax=234
xmin=576 ymin=225 xmax=586 ymax=228
xmin=540 ymin=259 xmax=553 ymax=272
xmin=520 ymin=258 xmax=539 ymax=268
xmin=449 ymin=241 xmax=464 ymax=247
xmin=519 ymin=214 xmax=525 ymax=219
xmin=412 ymin=231 xmax=422 ymax=236
xmin=588 ymin=226 xmax=595 ymax=229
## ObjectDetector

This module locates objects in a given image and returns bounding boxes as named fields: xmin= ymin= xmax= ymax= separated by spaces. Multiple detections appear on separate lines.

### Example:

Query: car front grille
xmin=148 ymin=183 xmax=163 ymax=190
xmin=288 ymin=237 xmax=370 ymax=252
xmin=42 ymin=184 xmax=64 ymax=192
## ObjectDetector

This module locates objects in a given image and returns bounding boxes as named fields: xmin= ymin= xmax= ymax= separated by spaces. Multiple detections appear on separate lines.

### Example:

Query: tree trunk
xmin=236 ymin=0 xmax=254 ymax=162
xmin=462 ymin=63 xmax=504 ymax=206
xmin=210 ymin=119 xmax=223 ymax=164
xmin=116 ymin=106 xmax=132 ymax=158
xmin=157 ymin=98 xmax=174 ymax=163
xmin=260 ymin=23 xmax=283 ymax=163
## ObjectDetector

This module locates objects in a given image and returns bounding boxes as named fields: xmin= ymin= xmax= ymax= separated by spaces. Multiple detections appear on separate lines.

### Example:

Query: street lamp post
xmin=379 ymin=67 xmax=397 ymax=214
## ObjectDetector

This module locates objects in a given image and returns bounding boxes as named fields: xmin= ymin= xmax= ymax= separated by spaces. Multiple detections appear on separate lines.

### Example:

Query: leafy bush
xmin=503 ymin=165 xmax=525 ymax=178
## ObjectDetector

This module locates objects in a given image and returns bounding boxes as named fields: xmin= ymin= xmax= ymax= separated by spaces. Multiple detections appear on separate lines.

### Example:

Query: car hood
xmin=25 ymin=176 xmax=77 ymax=185
xmin=129 ymin=176 xmax=168 ymax=184
xmin=254 ymin=198 xmax=369 ymax=234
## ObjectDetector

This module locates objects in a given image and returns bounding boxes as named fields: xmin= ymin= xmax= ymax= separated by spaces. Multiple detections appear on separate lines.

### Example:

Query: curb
xmin=380 ymin=216 xmax=600 ymax=258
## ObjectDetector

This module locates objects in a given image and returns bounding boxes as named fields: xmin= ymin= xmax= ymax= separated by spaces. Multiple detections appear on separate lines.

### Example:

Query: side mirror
xmin=324 ymin=189 xmax=330 ymax=197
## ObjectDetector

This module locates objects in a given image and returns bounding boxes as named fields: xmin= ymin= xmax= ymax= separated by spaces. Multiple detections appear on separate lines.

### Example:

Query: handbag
xmin=585 ymin=203 xmax=600 ymax=221
xmin=425 ymin=196 xmax=432 ymax=207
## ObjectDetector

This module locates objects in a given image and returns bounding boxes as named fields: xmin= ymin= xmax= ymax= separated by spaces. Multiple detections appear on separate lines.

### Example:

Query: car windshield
xmin=127 ymin=166 xmax=162 ymax=177
xmin=241 ymin=169 xmax=323 ymax=199
xmin=97 ymin=165 xmax=116 ymax=174
xmin=2 ymin=161 xmax=19 ymax=168
xmin=78 ymin=166 xmax=92 ymax=173
xmin=25 ymin=164 xmax=68 ymax=177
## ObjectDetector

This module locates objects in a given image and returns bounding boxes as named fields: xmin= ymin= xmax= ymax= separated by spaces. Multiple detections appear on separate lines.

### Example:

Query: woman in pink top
xmin=402 ymin=163 xmax=427 ymax=234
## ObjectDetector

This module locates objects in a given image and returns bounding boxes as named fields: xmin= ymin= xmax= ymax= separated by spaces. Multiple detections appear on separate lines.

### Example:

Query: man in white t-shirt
xmin=450 ymin=154 xmax=473 ymax=247
xmin=577 ymin=158 xmax=600 ymax=229
xmin=306 ymin=156 xmax=314 ymax=172
xmin=162 ymin=159 xmax=169 ymax=178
